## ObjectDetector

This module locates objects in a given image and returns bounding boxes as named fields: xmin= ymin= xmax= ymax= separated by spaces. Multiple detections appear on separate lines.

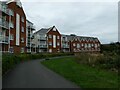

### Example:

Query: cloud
xmin=21 ymin=1 xmax=118 ymax=44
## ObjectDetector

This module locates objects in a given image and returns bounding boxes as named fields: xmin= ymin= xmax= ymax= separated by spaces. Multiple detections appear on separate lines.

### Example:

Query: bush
xmin=75 ymin=52 xmax=119 ymax=72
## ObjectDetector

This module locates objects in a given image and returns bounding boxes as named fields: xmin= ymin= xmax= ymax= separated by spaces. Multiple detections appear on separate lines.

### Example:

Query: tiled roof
xmin=34 ymin=26 xmax=54 ymax=35
xmin=61 ymin=34 xmax=99 ymax=41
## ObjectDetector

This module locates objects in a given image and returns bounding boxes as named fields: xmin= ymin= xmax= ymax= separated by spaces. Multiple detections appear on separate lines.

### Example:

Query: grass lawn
xmin=41 ymin=56 xmax=119 ymax=89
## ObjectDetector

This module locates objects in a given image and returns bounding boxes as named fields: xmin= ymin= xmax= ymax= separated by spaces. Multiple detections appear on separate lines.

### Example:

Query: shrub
xmin=75 ymin=52 xmax=119 ymax=72
xmin=2 ymin=52 xmax=73 ymax=75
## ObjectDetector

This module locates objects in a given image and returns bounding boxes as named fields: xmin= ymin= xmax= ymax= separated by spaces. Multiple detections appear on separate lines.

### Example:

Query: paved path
xmin=3 ymin=57 xmax=79 ymax=88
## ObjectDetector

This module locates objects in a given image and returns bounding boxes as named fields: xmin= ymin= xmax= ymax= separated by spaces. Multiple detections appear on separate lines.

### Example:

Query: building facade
xmin=7 ymin=0 xmax=26 ymax=53
xmin=0 ymin=0 xmax=31 ymax=54
xmin=69 ymin=36 xmax=100 ymax=53
xmin=0 ymin=0 xmax=101 ymax=54
xmin=33 ymin=26 xmax=61 ymax=53
xmin=33 ymin=26 xmax=101 ymax=53
xmin=26 ymin=20 xmax=35 ymax=53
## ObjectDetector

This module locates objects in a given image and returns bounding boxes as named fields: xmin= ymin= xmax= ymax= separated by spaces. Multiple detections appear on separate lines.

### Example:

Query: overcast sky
xmin=20 ymin=0 xmax=118 ymax=44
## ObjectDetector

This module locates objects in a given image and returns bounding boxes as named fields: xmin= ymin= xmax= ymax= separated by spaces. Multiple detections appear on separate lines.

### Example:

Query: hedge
xmin=2 ymin=52 xmax=74 ymax=75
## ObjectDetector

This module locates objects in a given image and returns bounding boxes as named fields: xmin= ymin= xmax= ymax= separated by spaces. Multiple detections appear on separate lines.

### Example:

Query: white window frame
xmin=21 ymin=16 xmax=24 ymax=22
xmin=48 ymin=34 xmax=52 ymax=38
xmin=21 ymin=26 xmax=24 ymax=32
xmin=77 ymin=43 xmax=80 ymax=48
xmin=10 ymin=21 xmax=14 ymax=28
xmin=10 ymin=34 xmax=14 ymax=40
xmin=73 ymin=43 xmax=76 ymax=46
xmin=49 ymin=49 xmax=52 ymax=53
xmin=9 ymin=47 xmax=14 ymax=53
xmin=49 ymin=42 xmax=52 ymax=46
xmin=53 ymin=35 xmax=56 ymax=48
xmin=57 ymin=42 xmax=60 ymax=46
xmin=57 ymin=36 xmax=60 ymax=39
xmin=21 ymin=47 xmax=24 ymax=53
xmin=81 ymin=43 xmax=84 ymax=46
xmin=21 ymin=37 xmax=24 ymax=43
xmin=9 ymin=9 xmax=14 ymax=16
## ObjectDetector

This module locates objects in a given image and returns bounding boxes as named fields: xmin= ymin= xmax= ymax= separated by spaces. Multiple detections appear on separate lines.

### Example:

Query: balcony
xmin=0 ymin=35 xmax=9 ymax=44
xmin=62 ymin=45 xmax=69 ymax=48
xmin=39 ymin=45 xmax=47 ymax=48
xmin=40 ymin=37 xmax=46 ymax=41
xmin=31 ymin=44 xmax=36 ymax=48
xmin=27 ymin=25 xmax=35 ymax=31
xmin=0 ymin=3 xmax=9 ymax=15
xmin=0 ymin=18 xmax=9 ymax=29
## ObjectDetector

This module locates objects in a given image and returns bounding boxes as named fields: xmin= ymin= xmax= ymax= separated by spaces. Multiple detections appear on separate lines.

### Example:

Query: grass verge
xmin=41 ymin=56 xmax=119 ymax=89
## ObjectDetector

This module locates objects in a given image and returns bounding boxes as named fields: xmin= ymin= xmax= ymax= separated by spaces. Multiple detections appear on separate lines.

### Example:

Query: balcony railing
xmin=40 ymin=37 xmax=46 ymax=41
xmin=0 ymin=35 xmax=9 ymax=44
xmin=0 ymin=3 xmax=9 ymax=15
xmin=62 ymin=45 xmax=69 ymax=48
xmin=39 ymin=45 xmax=47 ymax=48
xmin=0 ymin=18 xmax=9 ymax=29
xmin=27 ymin=25 xmax=35 ymax=30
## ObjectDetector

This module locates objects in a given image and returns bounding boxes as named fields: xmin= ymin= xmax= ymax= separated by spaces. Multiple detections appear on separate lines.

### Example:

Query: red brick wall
xmin=47 ymin=26 xmax=61 ymax=53
xmin=70 ymin=37 xmax=101 ymax=52
xmin=7 ymin=2 xmax=26 ymax=53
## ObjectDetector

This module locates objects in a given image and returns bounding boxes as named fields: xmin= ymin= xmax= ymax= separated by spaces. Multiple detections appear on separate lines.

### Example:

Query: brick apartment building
xmin=33 ymin=26 xmax=101 ymax=53
xmin=33 ymin=26 xmax=61 ymax=53
xmin=0 ymin=0 xmax=101 ymax=54
xmin=68 ymin=35 xmax=100 ymax=53
xmin=0 ymin=0 xmax=35 ymax=54
xmin=7 ymin=0 xmax=26 ymax=53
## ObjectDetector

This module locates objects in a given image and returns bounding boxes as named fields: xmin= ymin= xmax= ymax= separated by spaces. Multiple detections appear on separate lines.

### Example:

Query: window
xmin=10 ymin=21 xmax=14 ymax=28
xmin=48 ymin=34 xmax=52 ymax=38
xmin=49 ymin=42 xmax=52 ymax=46
xmin=75 ymin=38 xmax=77 ymax=41
xmin=21 ymin=26 xmax=24 ymax=32
xmin=57 ymin=36 xmax=60 ymax=39
xmin=95 ymin=44 xmax=97 ymax=48
xmin=21 ymin=47 xmax=24 ymax=53
xmin=9 ymin=9 xmax=14 ymax=16
xmin=53 ymin=35 xmax=56 ymax=48
xmin=21 ymin=17 xmax=24 ymax=22
xmin=57 ymin=42 xmax=60 ymax=46
xmin=81 ymin=43 xmax=84 ymax=46
xmin=77 ymin=43 xmax=80 ymax=48
xmin=92 ymin=43 xmax=94 ymax=47
xmin=88 ymin=44 xmax=91 ymax=48
xmin=97 ymin=43 xmax=100 ymax=47
xmin=0 ymin=31 xmax=4 ymax=36
xmin=10 ymin=34 xmax=14 ymax=40
xmin=73 ymin=43 xmax=76 ymax=46
xmin=9 ymin=47 xmax=14 ymax=53
xmin=21 ymin=37 xmax=24 ymax=43
xmin=85 ymin=43 xmax=87 ymax=48
xmin=49 ymin=49 xmax=52 ymax=53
